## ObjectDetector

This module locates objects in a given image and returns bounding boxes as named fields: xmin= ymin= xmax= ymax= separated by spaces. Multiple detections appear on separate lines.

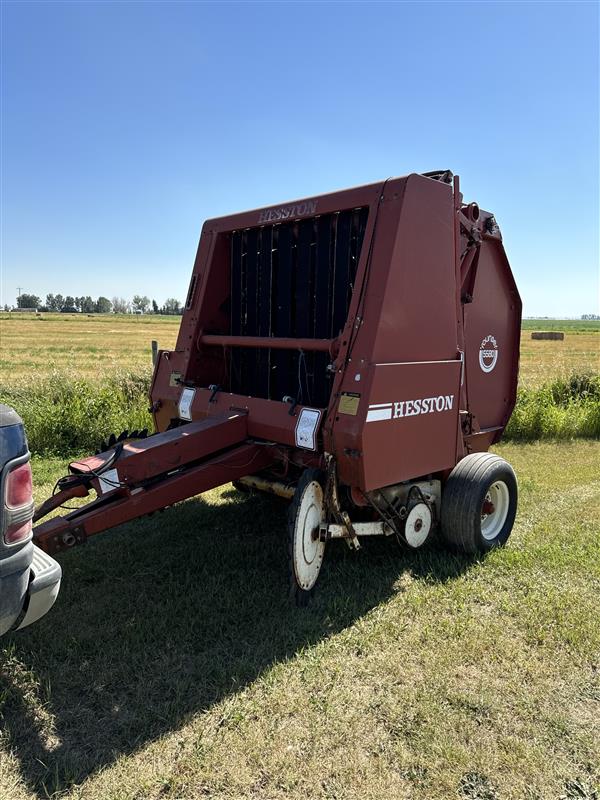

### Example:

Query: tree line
xmin=12 ymin=293 xmax=183 ymax=315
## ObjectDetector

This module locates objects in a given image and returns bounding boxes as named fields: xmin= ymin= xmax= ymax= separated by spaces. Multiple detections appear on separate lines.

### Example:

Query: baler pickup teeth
xmin=96 ymin=428 xmax=150 ymax=454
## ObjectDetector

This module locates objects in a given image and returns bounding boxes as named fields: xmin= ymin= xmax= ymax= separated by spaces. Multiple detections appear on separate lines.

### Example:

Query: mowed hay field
xmin=0 ymin=314 xmax=599 ymax=800
xmin=1 ymin=312 xmax=598 ymax=386
xmin=519 ymin=319 xmax=600 ymax=388
xmin=0 ymin=313 xmax=180 ymax=379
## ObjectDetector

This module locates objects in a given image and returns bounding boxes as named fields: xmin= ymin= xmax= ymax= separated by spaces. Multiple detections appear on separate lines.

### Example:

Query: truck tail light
xmin=5 ymin=519 xmax=32 ymax=544
xmin=5 ymin=462 xmax=33 ymax=508
xmin=4 ymin=461 xmax=34 ymax=545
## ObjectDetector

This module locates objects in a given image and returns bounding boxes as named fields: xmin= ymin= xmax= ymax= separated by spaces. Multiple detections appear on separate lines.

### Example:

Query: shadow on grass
xmin=1 ymin=488 xmax=477 ymax=797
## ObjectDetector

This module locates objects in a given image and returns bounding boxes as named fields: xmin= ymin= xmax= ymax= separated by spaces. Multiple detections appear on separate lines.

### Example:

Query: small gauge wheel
xmin=288 ymin=469 xmax=326 ymax=606
xmin=404 ymin=502 xmax=433 ymax=548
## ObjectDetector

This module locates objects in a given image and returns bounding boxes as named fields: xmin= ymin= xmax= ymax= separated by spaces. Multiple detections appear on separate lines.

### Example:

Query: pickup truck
xmin=0 ymin=404 xmax=62 ymax=635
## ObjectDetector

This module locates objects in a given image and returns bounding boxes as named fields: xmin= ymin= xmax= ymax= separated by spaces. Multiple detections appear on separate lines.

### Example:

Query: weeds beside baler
xmin=31 ymin=170 xmax=521 ymax=609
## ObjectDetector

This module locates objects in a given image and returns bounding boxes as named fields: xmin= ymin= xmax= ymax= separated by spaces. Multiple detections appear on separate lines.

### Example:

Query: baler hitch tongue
xmin=33 ymin=413 xmax=274 ymax=556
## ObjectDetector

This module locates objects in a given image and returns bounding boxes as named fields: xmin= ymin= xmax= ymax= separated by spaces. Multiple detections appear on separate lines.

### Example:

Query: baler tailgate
xmin=33 ymin=414 xmax=275 ymax=556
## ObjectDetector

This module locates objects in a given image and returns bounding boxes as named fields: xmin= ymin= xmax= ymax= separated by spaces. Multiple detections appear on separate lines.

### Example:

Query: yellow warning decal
xmin=339 ymin=392 xmax=360 ymax=416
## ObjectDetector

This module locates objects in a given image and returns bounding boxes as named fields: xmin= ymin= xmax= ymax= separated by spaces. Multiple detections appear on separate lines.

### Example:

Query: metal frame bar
xmin=34 ymin=442 xmax=275 ymax=556
xmin=200 ymin=334 xmax=337 ymax=354
xmin=319 ymin=521 xmax=393 ymax=540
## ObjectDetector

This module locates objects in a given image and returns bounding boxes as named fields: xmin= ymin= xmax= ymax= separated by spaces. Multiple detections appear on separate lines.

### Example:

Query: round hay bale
xmin=531 ymin=331 xmax=565 ymax=340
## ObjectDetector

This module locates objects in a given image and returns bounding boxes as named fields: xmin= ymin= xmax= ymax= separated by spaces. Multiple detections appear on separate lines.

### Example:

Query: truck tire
xmin=441 ymin=453 xmax=517 ymax=554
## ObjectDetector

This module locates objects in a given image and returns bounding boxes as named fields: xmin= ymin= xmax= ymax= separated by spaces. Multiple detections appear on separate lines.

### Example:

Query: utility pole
xmin=16 ymin=287 xmax=23 ymax=308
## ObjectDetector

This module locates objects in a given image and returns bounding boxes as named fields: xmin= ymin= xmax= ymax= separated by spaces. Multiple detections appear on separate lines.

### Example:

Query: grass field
xmin=2 ymin=314 xmax=598 ymax=452
xmin=1 ymin=313 xmax=598 ymax=386
xmin=0 ymin=442 xmax=598 ymax=799
xmin=0 ymin=314 xmax=599 ymax=799
xmin=0 ymin=313 xmax=179 ymax=379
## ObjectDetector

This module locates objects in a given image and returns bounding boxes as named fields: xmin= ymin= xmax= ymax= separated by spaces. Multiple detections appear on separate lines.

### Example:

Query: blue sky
xmin=1 ymin=1 xmax=598 ymax=316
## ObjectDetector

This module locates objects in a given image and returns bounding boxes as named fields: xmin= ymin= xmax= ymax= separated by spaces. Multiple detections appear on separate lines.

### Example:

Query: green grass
xmin=0 ymin=368 xmax=153 ymax=456
xmin=0 ymin=441 xmax=598 ymax=799
xmin=0 ymin=315 xmax=598 ymax=798
xmin=505 ymin=372 xmax=600 ymax=441
xmin=1 ymin=313 xmax=596 ymax=455
xmin=2 ymin=369 xmax=597 ymax=458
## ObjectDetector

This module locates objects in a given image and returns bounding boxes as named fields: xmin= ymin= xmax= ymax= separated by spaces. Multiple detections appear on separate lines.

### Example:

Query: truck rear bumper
xmin=15 ymin=546 xmax=61 ymax=630
xmin=0 ymin=543 xmax=61 ymax=635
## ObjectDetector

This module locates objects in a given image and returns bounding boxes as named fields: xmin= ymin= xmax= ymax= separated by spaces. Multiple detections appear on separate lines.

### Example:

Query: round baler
xmin=31 ymin=170 xmax=521 ymax=608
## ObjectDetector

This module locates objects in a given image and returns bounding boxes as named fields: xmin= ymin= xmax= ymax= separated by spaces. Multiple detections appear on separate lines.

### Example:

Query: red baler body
xmin=33 ymin=172 xmax=521 ymax=557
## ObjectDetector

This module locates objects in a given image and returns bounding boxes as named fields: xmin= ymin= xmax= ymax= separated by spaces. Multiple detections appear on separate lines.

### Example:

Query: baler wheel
xmin=441 ymin=453 xmax=518 ymax=554
xmin=288 ymin=469 xmax=326 ymax=606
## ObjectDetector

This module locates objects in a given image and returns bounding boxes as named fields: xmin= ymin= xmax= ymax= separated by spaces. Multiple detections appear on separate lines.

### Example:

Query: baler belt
xmin=230 ymin=207 xmax=369 ymax=406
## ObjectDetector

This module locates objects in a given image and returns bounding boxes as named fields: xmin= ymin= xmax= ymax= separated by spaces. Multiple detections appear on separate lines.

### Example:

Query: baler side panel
xmin=372 ymin=174 xmax=459 ymax=364
xmin=462 ymin=236 xmax=521 ymax=435
xmin=328 ymin=174 xmax=461 ymax=486
xmin=357 ymin=361 xmax=461 ymax=491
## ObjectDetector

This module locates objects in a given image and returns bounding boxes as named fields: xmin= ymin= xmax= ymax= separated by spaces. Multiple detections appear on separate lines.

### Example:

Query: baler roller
xmin=199 ymin=334 xmax=338 ymax=355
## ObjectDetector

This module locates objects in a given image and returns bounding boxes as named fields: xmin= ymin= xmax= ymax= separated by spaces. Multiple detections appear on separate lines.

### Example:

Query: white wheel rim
xmin=293 ymin=481 xmax=325 ymax=591
xmin=405 ymin=503 xmax=432 ymax=548
xmin=480 ymin=480 xmax=510 ymax=541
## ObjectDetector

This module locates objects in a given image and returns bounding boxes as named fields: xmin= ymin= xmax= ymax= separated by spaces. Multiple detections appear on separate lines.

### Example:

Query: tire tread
xmin=441 ymin=453 xmax=517 ymax=553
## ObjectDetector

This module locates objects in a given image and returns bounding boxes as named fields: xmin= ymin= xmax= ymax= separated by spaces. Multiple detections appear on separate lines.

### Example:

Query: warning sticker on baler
xmin=338 ymin=392 xmax=360 ymax=415
xmin=295 ymin=408 xmax=321 ymax=450
xmin=98 ymin=468 xmax=120 ymax=494
xmin=178 ymin=387 xmax=196 ymax=420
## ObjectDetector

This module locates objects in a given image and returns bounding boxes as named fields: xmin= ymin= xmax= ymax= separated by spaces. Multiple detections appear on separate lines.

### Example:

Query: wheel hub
xmin=482 ymin=498 xmax=495 ymax=515
xmin=480 ymin=481 xmax=510 ymax=541
xmin=404 ymin=503 xmax=432 ymax=548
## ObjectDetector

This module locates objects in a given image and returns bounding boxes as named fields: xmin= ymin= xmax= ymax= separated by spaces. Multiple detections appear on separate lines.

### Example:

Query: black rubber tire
xmin=441 ymin=453 xmax=518 ymax=554
xmin=287 ymin=468 xmax=325 ymax=607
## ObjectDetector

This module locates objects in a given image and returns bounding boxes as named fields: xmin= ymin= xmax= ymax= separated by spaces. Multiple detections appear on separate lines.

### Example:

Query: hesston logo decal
xmin=366 ymin=395 xmax=455 ymax=423
xmin=258 ymin=200 xmax=318 ymax=224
